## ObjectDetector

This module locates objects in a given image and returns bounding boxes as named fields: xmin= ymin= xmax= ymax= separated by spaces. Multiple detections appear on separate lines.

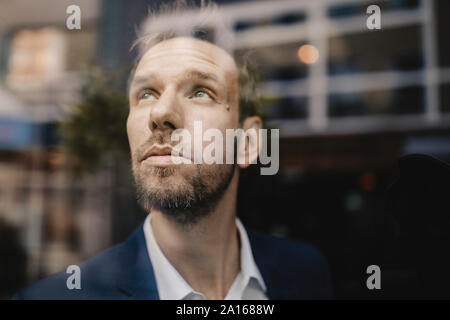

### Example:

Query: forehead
xmin=132 ymin=37 xmax=237 ymax=82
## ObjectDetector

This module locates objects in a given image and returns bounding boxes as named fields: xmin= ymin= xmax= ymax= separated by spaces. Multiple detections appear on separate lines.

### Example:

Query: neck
xmin=150 ymin=168 xmax=240 ymax=299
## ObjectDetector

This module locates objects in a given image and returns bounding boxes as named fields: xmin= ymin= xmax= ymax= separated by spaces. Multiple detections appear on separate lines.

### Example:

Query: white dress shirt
xmin=143 ymin=214 xmax=268 ymax=300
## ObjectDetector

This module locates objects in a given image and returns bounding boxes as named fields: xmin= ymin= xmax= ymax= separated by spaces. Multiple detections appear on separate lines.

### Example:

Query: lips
xmin=141 ymin=145 xmax=174 ymax=161
xmin=141 ymin=144 xmax=192 ymax=166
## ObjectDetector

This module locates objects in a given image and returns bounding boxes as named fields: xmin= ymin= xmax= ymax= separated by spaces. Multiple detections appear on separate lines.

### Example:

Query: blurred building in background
xmin=0 ymin=0 xmax=105 ymax=297
xmin=0 ymin=0 xmax=449 ymax=299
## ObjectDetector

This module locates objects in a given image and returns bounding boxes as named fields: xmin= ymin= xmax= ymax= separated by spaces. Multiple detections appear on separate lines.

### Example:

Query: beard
xmin=131 ymin=134 xmax=235 ymax=226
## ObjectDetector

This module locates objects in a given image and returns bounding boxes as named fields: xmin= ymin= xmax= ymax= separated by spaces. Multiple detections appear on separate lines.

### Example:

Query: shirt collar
xmin=143 ymin=214 xmax=266 ymax=300
xmin=235 ymin=218 xmax=267 ymax=292
xmin=143 ymin=214 xmax=193 ymax=300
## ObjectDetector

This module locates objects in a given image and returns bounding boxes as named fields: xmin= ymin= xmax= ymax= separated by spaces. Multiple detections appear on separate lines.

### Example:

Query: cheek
xmin=190 ymin=113 xmax=236 ymax=157
xmin=126 ymin=112 xmax=147 ymax=152
xmin=184 ymin=112 xmax=232 ymax=140
xmin=190 ymin=107 xmax=237 ymax=129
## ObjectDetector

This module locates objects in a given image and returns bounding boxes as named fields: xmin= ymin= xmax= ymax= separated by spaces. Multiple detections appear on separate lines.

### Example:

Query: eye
xmin=192 ymin=89 xmax=212 ymax=99
xmin=138 ymin=89 xmax=157 ymax=101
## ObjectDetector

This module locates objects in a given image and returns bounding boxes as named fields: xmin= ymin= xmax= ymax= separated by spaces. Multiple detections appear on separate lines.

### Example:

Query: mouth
xmin=141 ymin=144 xmax=192 ymax=167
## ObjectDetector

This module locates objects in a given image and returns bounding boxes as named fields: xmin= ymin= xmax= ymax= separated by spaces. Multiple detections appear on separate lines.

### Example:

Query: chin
xmin=145 ymin=171 xmax=190 ymax=191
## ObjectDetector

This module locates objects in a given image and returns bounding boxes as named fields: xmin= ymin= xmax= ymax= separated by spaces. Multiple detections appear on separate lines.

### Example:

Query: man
xmin=13 ymin=3 xmax=333 ymax=300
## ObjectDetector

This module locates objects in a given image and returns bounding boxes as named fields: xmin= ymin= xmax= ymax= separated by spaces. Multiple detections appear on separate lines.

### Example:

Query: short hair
xmin=128 ymin=0 xmax=264 ymax=123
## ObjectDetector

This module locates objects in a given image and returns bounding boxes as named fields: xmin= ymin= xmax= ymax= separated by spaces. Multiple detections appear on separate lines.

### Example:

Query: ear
xmin=237 ymin=116 xmax=263 ymax=169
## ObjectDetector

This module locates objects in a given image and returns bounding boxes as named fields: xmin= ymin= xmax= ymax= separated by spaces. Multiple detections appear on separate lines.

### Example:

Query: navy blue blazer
xmin=13 ymin=223 xmax=333 ymax=299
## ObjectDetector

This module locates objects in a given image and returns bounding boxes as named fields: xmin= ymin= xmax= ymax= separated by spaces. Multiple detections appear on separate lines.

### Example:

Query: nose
xmin=148 ymin=87 xmax=182 ymax=133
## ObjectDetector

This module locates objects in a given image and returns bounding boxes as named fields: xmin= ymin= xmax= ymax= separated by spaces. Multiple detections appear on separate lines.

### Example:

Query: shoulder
xmin=249 ymin=230 xmax=329 ymax=267
xmin=12 ymin=241 xmax=129 ymax=300
xmin=248 ymin=230 xmax=334 ymax=299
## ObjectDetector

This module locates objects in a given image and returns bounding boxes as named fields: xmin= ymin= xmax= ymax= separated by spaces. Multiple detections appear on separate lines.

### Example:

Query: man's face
xmin=127 ymin=37 xmax=239 ymax=222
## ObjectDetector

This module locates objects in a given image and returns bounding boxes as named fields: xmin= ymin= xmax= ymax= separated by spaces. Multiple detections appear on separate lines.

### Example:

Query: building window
xmin=6 ymin=27 xmax=66 ymax=89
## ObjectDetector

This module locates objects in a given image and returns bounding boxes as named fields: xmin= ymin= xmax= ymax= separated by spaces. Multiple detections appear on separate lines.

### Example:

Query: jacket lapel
xmin=116 ymin=223 xmax=160 ymax=300
xmin=247 ymin=230 xmax=290 ymax=300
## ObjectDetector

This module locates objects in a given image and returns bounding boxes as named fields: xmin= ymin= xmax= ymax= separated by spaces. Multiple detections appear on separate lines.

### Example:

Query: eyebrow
xmin=129 ymin=74 xmax=157 ymax=91
xmin=185 ymin=70 xmax=219 ymax=82
xmin=130 ymin=69 xmax=221 ymax=91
